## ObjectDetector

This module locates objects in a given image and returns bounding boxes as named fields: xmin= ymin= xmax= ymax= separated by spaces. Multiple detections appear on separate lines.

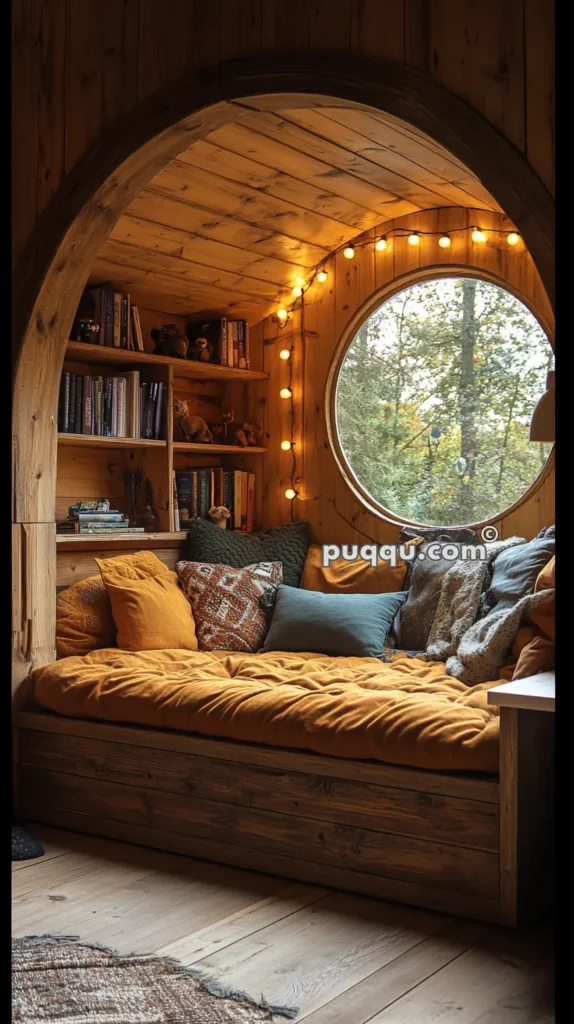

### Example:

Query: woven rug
xmin=12 ymin=935 xmax=297 ymax=1022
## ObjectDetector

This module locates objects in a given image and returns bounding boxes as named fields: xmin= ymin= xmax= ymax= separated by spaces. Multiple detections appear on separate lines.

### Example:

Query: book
xmin=126 ymin=294 xmax=132 ymax=350
xmin=125 ymin=371 xmax=139 ymax=438
xmin=79 ymin=525 xmax=145 ymax=534
xmin=132 ymin=305 xmax=145 ymax=352
xmin=241 ymin=471 xmax=248 ymax=530
xmin=103 ymin=289 xmax=114 ymax=346
xmin=120 ymin=295 xmax=128 ymax=349
xmin=237 ymin=321 xmax=246 ymax=370
xmin=192 ymin=471 xmax=199 ymax=519
xmin=172 ymin=472 xmax=180 ymax=531
xmin=113 ymin=292 xmax=122 ymax=347
xmin=154 ymin=382 xmax=164 ymax=440
xmin=174 ymin=471 xmax=195 ymax=524
xmin=229 ymin=321 xmax=239 ymax=368
xmin=74 ymin=512 xmax=125 ymax=523
xmin=244 ymin=320 xmax=250 ymax=369
xmin=74 ymin=376 xmax=83 ymax=433
xmin=223 ymin=470 xmax=232 ymax=525
xmin=247 ymin=471 xmax=255 ymax=532
xmin=68 ymin=375 xmax=76 ymax=433
xmin=198 ymin=469 xmax=210 ymax=518
xmin=233 ymin=469 xmax=242 ymax=531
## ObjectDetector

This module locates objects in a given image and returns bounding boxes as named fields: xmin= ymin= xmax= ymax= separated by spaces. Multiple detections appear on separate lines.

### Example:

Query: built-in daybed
xmin=14 ymin=637 xmax=554 ymax=929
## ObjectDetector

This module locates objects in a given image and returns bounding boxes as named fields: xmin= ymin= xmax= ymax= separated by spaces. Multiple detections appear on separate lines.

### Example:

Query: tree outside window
xmin=335 ymin=277 xmax=553 ymax=527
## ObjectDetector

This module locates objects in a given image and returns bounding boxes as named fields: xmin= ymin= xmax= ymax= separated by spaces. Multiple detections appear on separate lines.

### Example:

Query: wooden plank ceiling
xmin=90 ymin=101 xmax=501 ymax=325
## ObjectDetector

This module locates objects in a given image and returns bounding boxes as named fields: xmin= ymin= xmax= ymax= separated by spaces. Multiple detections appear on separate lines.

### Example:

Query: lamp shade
xmin=529 ymin=370 xmax=555 ymax=442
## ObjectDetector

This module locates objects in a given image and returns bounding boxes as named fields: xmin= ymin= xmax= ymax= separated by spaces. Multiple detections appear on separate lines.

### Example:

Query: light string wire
xmin=276 ymin=222 xmax=522 ymax=508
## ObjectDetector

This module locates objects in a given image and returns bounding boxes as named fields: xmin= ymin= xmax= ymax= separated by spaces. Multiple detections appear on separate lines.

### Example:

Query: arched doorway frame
xmin=12 ymin=53 xmax=555 ymax=688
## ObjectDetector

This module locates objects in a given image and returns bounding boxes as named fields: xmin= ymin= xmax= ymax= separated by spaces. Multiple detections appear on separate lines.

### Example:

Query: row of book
xmin=57 ymin=509 xmax=145 ymax=536
xmin=58 ymin=371 xmax=164 ymax=439
xmin=174 ymin=469 xmax=255 ymax=532
xmin=78 ymin=287 xmax=145 ymax=350
xmin=187 ymin=318 xmax=250 ymax=369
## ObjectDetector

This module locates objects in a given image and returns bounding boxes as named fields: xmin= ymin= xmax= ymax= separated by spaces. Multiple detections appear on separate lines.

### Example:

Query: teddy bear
xmin=232 ymin=420 xmax=265 ymax=447
xmin=187 ymin=337 xmax=213 ymax=363
xmin=173 ymin=400 xmax=213 ymax=443
xmin=151 ymin=324 xmax=188 ymax=359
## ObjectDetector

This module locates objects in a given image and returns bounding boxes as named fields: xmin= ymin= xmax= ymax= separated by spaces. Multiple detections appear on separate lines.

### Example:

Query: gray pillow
xmin=262 ymin=585 xmax=407 ymax=658
xmin=486 ymin=536 xmax=555 ymax=612
xmin=395 ymin=527 xmax=480 ymax=652
xmin=185 ymin=518 xmax=311 ymax=589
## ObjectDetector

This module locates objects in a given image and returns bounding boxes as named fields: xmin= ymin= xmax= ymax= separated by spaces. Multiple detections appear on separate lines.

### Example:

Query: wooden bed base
xmin=14 ymin=705 xmax=554 ymax=927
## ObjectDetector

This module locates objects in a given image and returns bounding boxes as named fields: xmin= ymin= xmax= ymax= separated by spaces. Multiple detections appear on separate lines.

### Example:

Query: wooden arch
xmin=12 ymin=54 xmax=555 ymax=691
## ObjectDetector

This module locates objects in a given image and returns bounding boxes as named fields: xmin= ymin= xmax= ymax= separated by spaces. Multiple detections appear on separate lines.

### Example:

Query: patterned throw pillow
xmin=56 ymin=574 xmax=116 ymax=658
xmin=176 ymin=560 xmax=283 ymax=652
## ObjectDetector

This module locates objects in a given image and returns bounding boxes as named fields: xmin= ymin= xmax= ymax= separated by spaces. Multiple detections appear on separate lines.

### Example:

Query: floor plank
xmin=12 ymin=826 xmax=554 ymax=1023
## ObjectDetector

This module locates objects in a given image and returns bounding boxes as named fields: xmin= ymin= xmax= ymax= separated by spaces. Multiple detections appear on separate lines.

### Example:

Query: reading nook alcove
xmin=13 ymin=53 xmax=555 ymax=930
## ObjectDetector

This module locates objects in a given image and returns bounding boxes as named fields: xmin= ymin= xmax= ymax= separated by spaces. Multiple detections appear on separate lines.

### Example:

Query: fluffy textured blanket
xmin=426 ymin=536 xmax=525 ymax=665
xmin=446 ymin=587 xmax=555 ymax=685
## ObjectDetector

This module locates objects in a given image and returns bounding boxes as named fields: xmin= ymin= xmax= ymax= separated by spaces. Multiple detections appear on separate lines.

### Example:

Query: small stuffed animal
xmin=188 ymin=337 xmax=212 ymax=363
xmin=151 ymin=324 xmax=188 ymax=359
xmin=208 ymin=505 xmax=231 ymax=529
xmin=173 ymin=400 xmax=213 ymax=443
xmin=233 ymin=420 xmax=265 ymax=447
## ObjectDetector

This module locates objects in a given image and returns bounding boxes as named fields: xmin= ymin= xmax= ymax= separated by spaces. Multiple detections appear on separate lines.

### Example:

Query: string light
xmin=274 ymin=224 xmax=523 ymax=512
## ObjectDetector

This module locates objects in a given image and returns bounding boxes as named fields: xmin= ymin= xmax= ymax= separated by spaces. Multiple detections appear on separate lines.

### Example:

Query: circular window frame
xmin=325 ymin=265 xmax=555 ymax=532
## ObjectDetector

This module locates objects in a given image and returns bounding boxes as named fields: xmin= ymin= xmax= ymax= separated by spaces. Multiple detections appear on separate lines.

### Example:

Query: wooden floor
xmin=12 ymin=826 xmax=554 ymax=1023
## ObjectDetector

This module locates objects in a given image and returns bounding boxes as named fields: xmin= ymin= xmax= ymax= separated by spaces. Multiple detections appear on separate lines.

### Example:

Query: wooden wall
xmin=252 ymin=207 xmax=554 ymax=544
xmin=12 ymin=0 xmax=554 ymax=271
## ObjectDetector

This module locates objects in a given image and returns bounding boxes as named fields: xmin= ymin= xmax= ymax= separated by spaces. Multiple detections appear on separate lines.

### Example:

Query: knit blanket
xmin=446 ymin=587 xmax=555 ymax=685
xmin=426 ymin=536 xmax=525 ymax=664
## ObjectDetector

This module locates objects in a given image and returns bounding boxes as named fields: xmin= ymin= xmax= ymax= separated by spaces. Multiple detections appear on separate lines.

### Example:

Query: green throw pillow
xmin=185 ymin=518 xmax=311 ymax=589
xmin=262 ymin=585 xmax=408 ymax=658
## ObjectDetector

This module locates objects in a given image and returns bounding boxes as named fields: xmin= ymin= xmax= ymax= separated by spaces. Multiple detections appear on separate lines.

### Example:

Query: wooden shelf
xmin=65 ymin=342 xmax=269 ymax=382
xmin=56 ymin=531 xmax=187 ymax=551
xmin=173 ymin=442 xmax=267 ymax=455
xmin=58 ymin=433 xmax=166 ymax=449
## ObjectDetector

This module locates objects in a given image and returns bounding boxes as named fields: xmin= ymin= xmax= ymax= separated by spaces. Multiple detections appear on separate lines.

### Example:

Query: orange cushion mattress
xmin=29 ymin=648 xmax=502 ymax=773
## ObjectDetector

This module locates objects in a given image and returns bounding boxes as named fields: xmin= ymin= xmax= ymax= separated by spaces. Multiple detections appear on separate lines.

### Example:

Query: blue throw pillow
xmin=486 ymin=535 xmax=555 ymax=612
xmin=262 ymin=585 xmax=408 ymax=658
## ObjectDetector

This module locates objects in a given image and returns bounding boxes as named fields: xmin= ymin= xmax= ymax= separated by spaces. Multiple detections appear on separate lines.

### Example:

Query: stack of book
xmin=174 ymin=468 xmax=255 ymax=532
xmin=77 ymin=287 xmax=145 ymax=351
xmin=58 ymin=371 xmax=164 ymax=439
xmin=186 ymin=318 xmax=250 ymax=369
xmin=58 ymin=509 xmax=144 ymax=535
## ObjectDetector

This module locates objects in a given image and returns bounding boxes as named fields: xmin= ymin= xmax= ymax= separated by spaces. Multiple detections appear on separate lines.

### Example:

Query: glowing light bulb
xmin=317 ymin=270 xmax=328 ymax=283
xmin=408 ymin=233 xmax=420 ymax=246
xmin=276 ymin=308 xmax=288 ymax=321
xmin=281 ymin=440 xmax=292 ymax=451
xmin=507 ymin=232 xmax=520 ymax=246
xmin=280 ymin=388 xmax=292 ymax=400
xmin=375 ymin=238 xmax=388 ymax=251
xmin=291 ymin=286 xmax=303 ymax=297
xmin=279 ymin=349 xmax=290 ymax=360
xmin=295 ymin=277 xmax=305 ymax=287
xmin=285 ymin=488 xmax=297 ymax=500
xmin=343 ymin=246 xmax=355 ymax=259
xmin=471 ymin=229 xmax=486 ymax=243
xmin=438 ymin=235 xmax=451 ymax=248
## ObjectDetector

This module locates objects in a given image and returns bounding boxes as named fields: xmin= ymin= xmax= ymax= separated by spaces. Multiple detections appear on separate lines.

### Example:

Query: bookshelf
xmin=57 ymin=338 xmax=269 ymax=542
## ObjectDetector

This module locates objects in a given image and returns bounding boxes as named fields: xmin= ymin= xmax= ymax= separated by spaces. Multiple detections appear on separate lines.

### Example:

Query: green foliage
xmin=336 ymin=278 xmax=553 ymax=526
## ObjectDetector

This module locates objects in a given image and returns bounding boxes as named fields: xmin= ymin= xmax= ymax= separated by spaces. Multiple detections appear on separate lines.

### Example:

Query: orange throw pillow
xmin=512 ymin=554 xmax=555 ymax=680
xmin=300 ymin=542 xmax=410 ymax=594
xmin=96 ymin=551 xmax=197 ymax=652
xmin=56 ymin=574 xmax=116 ymax=658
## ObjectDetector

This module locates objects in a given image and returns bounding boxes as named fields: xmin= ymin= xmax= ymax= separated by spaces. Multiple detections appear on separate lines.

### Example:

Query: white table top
xmin=487 ymin=672 xmax=555 ymax=712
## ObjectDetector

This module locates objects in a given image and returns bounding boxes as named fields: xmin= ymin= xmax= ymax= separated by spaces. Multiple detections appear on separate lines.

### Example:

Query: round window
xmin=333 ymin=276 xmax=553 ymax=527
